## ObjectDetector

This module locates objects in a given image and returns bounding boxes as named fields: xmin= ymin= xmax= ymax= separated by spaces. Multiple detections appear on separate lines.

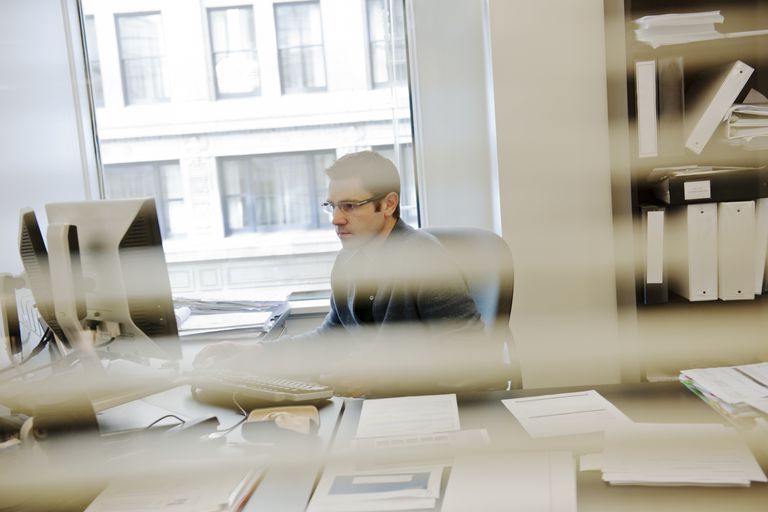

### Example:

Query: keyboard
xmin=187 ymin=369 xmax=333 ymax=408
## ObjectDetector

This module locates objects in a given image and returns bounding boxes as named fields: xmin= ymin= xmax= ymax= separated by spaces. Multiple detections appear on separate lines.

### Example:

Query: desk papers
xmin=681 ymin=363 xmax=768 ymax=405
xmin=501 ymin=390 xmax=631 ymax=438
xmin=307 ymin=465 xmax=443 ymax=512
xmin=441 ymin=451 xmax=576 ymax=512
xmin=602 ymin=423 xmax=767 ymax=486
xmin=356 ymin=394 xmax=460 ymax=439
xmin=85 ymin=469 xmax=261 ymax=512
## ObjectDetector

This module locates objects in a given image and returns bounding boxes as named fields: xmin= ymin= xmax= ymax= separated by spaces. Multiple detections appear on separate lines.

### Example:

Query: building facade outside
xmin=81 ymin=0 xmax=416 ymax=300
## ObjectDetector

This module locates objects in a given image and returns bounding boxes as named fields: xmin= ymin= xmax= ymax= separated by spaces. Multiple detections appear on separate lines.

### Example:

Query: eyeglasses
xmin=321 ymin=194 xmax=386 ymax=215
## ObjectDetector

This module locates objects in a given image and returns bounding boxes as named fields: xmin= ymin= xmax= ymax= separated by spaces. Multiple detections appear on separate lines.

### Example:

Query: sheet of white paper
xmin=501 ymin=390 xmax=632 ymax=438
xmin=602 ymin=423 xmax=766 ymax=486
xmin=441 ymin=451 xmax=576 ymax=512
xmin=85 ymin=470 xmax=250 ymax=512
xmin=681 ymin=367 xmax=768 ymax=404
xmin=356 ymin=394 xmax=460 ymax=439
xmin=353 ymin=429 xmax=490 ymax=470
xmin=736 ymin=362 xmax=768 ymax=387
xmin=745 ymin=396 xmax=768 ymax=415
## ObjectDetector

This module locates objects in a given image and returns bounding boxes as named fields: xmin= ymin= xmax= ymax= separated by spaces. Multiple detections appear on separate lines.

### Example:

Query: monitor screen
xmin=44 ymin=198 xmax=180 ymax=361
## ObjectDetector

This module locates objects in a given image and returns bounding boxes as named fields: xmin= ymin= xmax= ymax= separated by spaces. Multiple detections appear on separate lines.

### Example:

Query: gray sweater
xmin=314 ymin=219 xmax=482 ymax=335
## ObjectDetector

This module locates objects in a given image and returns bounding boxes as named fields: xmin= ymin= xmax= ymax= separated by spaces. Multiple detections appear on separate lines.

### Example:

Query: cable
xmin=212 ymin=392 xmax=249 ymax=436
xmin=145 ymin=414 xmax=186 ymax=430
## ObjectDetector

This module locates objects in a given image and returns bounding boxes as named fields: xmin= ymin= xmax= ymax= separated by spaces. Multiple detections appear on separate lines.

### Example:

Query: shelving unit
xmin=604 ymin=0 xmax=768 ymax=379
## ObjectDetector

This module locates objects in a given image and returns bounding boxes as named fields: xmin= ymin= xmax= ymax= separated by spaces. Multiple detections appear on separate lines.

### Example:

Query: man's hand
xmin=192 ymin=341 xmax=263 ymax=370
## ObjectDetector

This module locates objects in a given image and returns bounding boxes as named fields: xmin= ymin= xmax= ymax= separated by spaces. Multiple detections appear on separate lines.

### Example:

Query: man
xmin=194 ymin=150 xmax=482 ymax=372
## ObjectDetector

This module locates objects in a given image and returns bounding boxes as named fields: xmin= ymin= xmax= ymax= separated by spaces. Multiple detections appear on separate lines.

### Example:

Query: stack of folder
xmin=641 ymin=166 xmax=768 ymax=303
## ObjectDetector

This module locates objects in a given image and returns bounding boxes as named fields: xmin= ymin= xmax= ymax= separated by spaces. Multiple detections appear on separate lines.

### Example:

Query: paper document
xmin=353 ymin=429 xmax=489 ymax=470
xmin=307 ymin=465 xmax=442 ymax=512
xmin=85 ymin=469 xmax=257 ymax=512
xmin=735 ymin=362 xmax=768 ymax=387
xmin=441 ymin=451 xmax=576 ymax=512
xmin=602 ymin=423 xmax=766 ymax=486
xmin=181 ymin=311 xmax=272 ymax=332
xmin=681 ymin=366 xmax=768 ymax=405
xmin=356 ymin=394 xmax=460 ymax=439
xmin=501 ymin=390 xmax=632 ymax=438
xmin=745 ymin=397 xmax=768 ymax=415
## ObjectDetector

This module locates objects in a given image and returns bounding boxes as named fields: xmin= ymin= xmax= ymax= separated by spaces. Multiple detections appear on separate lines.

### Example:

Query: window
xmin=84 ymin=16 xmax=104 ymax=107
xmin=274 ymin=1 xmax=326 ymax=94
xmin=366 ymin=0 xmax=407 ymax=87
xmin=208 ymin=6 xmax=260 ymax=98
xmin=103 ymin=161 xmax=185 ymax=237
xmin=219 ymin=151 xmax=334 ymax=235
xmin=81 ymin=2 xmax=415 ymax=299
xmin=115 ymin=12 xmax=169 ymax=104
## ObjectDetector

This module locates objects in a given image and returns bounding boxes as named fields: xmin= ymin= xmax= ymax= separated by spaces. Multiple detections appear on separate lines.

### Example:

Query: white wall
xmin=407 ymin=0 xmax=498 ymax=231
xmin=0 ymin=0 xmax=94 ymax=274
xmin=488 ymin=0 xmax=622 ymax=387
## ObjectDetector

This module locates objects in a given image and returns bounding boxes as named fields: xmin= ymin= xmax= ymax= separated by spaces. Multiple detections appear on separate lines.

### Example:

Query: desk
xmin=3 ymin=380 xmax=767 ymax=511
xmin=332 ymin=382 xmax=768 ymax=512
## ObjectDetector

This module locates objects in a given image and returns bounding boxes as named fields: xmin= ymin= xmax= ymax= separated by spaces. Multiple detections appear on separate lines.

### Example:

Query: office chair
xmin=424 ymin=227 xmax=521 ymax=388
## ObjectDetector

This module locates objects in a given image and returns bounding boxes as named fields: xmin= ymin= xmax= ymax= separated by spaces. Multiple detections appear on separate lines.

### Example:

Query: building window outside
xmin=115 ymin=12 xmax=169 ymax=105
xmin=219 ymin=151 xmax=335 ymax=235
xmin=103 ymin=161 xmax=185 ymax=238
xmin=208 ymin=6 xmax=260 ymax=98
xmin=84 ymin=15 xmax=104 ymax=107
xmin=366 ymin=0 xmax=407 ymax=88
xmin=274 ymin=1 xmax=327 ymax=94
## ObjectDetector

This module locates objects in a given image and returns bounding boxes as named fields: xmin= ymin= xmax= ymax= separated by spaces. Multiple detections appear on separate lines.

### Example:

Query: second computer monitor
xmin=45 ymin=198 xmax=180 ymax=361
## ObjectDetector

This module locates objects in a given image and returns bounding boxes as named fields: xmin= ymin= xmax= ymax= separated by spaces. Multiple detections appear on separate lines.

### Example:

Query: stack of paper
xmin=308 ymin=394 xmax=461 ymax=511
xmin=680 ymin=362 xmax=768 ymax=418
xmin=635 ymin=11 xmax=724 ymax=48
xmin=173 ymin=298 xmax=288 ymax=340
xmin=602 ymin=422 xmax=766 ymax=486
xmin=726 ymin=90 xmax=768 ymax=150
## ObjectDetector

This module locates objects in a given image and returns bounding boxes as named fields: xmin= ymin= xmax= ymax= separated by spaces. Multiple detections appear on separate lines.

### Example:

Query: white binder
xmin=754 ymin=197 xmax=768 ymax=294
xmin=685 ymin=60 xmax=754 ymax=154
xmin=719 ymin=201 xmax=756 ymax=300
xmin=666 ymin=203 xmax=718 ymax=301
xmin=636 ymin=60 xmax=658 ymax=158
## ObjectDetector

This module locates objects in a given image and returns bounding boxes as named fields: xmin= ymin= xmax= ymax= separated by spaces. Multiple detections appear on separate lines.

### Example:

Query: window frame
xmin=206 ymin=4 xmax=261 ymax=99
xmin=83 ymin=15 xmax=105 ymax=108
xmin=273 ymin=0 xmax=328 ymax=95
xmin=114 ymin=11 xmax=170 ymax=106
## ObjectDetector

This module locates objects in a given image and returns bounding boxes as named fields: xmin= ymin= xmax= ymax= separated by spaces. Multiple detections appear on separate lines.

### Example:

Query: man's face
xmin=326 ymin=176 xmax=393 ymax=249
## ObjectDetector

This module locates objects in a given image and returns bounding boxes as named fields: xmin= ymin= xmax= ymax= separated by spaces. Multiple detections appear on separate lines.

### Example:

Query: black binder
xmin=648 ymin=166 xmax=768 ymax=205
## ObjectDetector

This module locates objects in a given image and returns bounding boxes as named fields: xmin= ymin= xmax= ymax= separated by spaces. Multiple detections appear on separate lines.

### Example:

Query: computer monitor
xmin=18 ymin=208 xmax=73 ymax=349
xmin=44 ymin=198 xmax=181 ymax=361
